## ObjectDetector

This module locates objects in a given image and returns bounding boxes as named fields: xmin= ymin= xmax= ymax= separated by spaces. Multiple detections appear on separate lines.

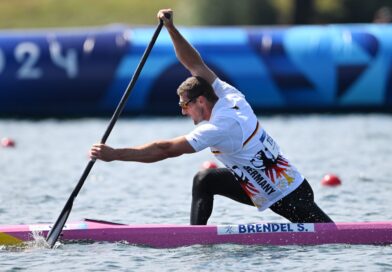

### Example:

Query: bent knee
xmin=192 ymin=169 xmax=217 ymax=195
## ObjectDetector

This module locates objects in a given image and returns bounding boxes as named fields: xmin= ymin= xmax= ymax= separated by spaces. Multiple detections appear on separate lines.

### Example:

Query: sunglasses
xmin=178 ymin=97 xmax=197 ymax=109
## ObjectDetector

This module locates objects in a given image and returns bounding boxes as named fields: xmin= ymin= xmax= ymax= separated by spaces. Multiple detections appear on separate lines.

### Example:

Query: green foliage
xmin=0 ymin=0 xmax=390 ymax=29
xmin=341 ymin=0 xmax=392 ymax=23
xmin=0 ymin=0 xmax=183 ymax=28
xmin=178 ymin=0 xmax=278 ymax=25
xmin=314 ymin=0 xmax=392 ymax=23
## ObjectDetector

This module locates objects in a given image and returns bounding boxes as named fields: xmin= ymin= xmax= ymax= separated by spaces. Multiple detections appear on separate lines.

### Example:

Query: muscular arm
xmin=157 ymin=9 xmax=217 ymax=85
xmin=90 ymin=136 xmax=195 ymax=163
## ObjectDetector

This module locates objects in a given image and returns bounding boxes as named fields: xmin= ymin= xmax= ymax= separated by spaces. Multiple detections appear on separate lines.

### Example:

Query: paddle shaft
xmin=46 ymin=18 xmax=167 ymax=248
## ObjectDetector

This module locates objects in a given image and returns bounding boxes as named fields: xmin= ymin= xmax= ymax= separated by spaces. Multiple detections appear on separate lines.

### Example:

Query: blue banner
xmin=0 ymin=24 xmax=391 ymax=117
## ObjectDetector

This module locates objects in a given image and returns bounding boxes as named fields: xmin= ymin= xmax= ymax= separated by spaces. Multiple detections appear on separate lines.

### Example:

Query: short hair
xmin=177 ymin=76 xmax=218 ymax=104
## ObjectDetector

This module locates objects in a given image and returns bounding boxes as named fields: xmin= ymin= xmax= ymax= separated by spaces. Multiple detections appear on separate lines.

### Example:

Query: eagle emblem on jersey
xmin=250 ymin=150 xmax=294 ymax=185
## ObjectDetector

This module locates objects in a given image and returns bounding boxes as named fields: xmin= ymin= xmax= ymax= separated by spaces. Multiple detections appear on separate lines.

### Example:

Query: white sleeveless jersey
xmin=186 ymin=78 xmax=304 ymax=211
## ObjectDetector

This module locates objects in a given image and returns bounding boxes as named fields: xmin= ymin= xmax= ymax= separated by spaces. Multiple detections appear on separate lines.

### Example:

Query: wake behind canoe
xmin=1 ymin=219 xmax=392 ymax=248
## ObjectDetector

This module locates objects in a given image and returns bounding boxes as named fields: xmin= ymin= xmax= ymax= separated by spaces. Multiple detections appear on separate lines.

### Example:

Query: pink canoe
xmin=1 ymin=219 xmax=392 ymax=248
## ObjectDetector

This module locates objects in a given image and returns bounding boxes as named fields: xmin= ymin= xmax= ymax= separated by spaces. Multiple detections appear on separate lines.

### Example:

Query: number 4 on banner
xmin=49 ymin=40 xmax=78 ymax=78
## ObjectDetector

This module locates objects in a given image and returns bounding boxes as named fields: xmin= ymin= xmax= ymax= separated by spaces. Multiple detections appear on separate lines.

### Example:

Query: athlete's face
xmin=179 ymin=94 xmax=205 ymax=125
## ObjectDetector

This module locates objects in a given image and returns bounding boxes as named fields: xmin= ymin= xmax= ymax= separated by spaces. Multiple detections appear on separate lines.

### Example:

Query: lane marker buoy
xmin=1 ymin=137 xmax=16 ymax=148
xmin=201 ymin=161 xmax=218 ymax=169
xmin=321 ymin=174 xmax=341 ymax=187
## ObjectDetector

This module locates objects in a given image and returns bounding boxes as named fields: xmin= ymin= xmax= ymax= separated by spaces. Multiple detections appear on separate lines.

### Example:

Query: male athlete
xmin=90 ymin=9 xmax=333 ymax=224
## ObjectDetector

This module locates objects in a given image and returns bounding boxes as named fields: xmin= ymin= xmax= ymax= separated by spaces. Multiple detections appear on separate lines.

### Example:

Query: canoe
xmin=1 ymin=219 xmax=391 ymax=248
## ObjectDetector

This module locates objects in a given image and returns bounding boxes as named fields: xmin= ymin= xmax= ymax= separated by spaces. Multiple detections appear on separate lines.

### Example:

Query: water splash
xmin=0 ymin=231 xmax=63 ymax=252
xmin=29 ymin=230 xmax=51 ymax=248
xmin=29 ymin=231 xmax=64 ymax=249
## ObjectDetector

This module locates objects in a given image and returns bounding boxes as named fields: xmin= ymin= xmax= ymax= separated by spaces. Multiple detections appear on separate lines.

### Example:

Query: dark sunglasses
xmin=178 ymin=96 xmax=198 ymax=109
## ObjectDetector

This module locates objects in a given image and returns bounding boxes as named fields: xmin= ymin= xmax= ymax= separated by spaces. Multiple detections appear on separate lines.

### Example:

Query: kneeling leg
xmin=190 ymin=168 xmax=253 ymax=225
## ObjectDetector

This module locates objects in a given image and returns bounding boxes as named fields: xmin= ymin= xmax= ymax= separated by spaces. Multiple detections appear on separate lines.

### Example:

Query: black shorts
xmin=191 ymin=168 xmax=333 ymax=224
xmin=269 ymin=179 xmax=333 ymax=223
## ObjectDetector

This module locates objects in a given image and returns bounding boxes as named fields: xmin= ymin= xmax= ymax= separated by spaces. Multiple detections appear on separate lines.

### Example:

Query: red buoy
xmin=321 ymin=174 xmax=341 ymax=187
xmin=1 ymin=137 xmax=16 ymax=148
xmin=202 ymin=161 xmax=218 ymax=169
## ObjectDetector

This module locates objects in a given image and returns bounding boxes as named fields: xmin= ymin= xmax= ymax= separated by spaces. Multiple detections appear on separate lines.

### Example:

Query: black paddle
xmin=46 ymin=14 xmax=169 ymax=248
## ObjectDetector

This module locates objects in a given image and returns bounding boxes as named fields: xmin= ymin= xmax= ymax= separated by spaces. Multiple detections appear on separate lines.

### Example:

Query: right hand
xmin=89 ymin=143 xmax=117 ymax=162
xmin=157 ymin=9 xmax=173 ymax=27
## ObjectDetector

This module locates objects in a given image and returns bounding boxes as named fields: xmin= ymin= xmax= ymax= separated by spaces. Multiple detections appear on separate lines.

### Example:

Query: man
xmin=90 ymin=9 xmax=333 ymax=225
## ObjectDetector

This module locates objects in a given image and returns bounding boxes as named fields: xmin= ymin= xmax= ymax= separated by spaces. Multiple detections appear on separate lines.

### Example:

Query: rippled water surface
xmin=1 ymin=115 xmax=392 ymax=271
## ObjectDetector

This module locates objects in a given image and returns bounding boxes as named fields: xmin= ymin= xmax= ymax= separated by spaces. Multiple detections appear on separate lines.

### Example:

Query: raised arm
xmin=157 ymin=9 xmax=217 ymax=85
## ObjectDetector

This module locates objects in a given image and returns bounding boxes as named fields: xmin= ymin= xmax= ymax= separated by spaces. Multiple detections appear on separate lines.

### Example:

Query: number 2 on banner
xmin=15 ymin=42 xmax=43 ymax=79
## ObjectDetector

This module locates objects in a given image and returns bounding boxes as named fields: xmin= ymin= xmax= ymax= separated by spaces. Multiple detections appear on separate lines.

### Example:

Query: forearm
xmin=158 ymin=9 xmax=216 ymax=83
xmin=166 ymin=25 xmax=204 ymax=74
xmin=115 ymin=141 xmax=181 ymax=163
xmin=90 ymin=137 xmax=194 ymax=163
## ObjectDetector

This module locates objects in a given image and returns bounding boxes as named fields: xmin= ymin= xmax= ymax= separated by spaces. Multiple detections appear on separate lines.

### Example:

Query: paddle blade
xmin=46 ymin=202 xmax=72 ymax=248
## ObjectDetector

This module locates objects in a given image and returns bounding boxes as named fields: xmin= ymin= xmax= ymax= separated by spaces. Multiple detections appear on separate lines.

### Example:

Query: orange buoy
xmin=1 ymin=137 xmax=16 ymax=148
xmin=201 ymin=161 xmax=218 ymax=169
xmin=321 ymin=174 xmax=341 ymax=187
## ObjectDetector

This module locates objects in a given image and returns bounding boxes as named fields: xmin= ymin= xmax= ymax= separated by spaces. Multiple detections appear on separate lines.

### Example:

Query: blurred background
xmin=0 ymin=0 xmax=391 ymax=117
xmin=0 ymin=0 xmax=391 ymax=28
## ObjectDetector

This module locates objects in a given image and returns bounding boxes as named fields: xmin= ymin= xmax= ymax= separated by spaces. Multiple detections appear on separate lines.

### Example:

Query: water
xmin=1 ymin=114 xmax=392 ymax=271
